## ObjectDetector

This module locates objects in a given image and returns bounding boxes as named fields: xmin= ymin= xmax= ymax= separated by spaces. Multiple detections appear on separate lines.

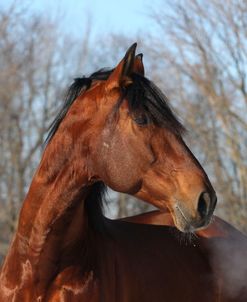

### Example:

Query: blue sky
xmin=2 ymin=0 xmax=153 ymax=37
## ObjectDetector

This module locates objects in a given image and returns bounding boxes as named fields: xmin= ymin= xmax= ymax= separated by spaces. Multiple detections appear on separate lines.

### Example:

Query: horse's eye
xmin=133 ymin=114 xmax=149 ymax=126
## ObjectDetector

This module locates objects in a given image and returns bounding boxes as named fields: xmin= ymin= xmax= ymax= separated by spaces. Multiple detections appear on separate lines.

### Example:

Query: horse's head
xmin=53 ymin=43 xmax=217 ymax=232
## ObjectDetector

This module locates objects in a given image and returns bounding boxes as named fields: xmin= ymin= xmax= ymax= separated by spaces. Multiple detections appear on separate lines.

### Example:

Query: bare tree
xmin=0 ymin=2 xmax=93 ymax=261
xmin=145 ymin=0 xmax=247 ymax=232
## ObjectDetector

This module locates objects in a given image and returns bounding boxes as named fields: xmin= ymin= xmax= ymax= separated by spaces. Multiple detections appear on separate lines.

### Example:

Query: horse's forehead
xmin=87 ymin=80 xmax=121 ymax=104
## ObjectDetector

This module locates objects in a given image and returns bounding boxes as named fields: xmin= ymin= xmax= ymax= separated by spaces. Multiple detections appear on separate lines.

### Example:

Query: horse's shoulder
xmin=46 ymin=267 xmax=99 ymax=302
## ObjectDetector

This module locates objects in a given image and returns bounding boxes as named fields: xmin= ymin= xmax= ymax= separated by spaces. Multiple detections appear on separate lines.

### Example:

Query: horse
xmin=0 ymin=43 xmax=246 ymax=301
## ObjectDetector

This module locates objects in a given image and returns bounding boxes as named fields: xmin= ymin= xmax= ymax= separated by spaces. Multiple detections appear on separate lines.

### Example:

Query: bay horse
xmin=0 ymin=43 xmax=246 ymax=301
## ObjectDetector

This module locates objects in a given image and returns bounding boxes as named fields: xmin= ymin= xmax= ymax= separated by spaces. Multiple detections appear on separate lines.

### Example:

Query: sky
xmin=2 ymin=0 xmax=153 ymax=37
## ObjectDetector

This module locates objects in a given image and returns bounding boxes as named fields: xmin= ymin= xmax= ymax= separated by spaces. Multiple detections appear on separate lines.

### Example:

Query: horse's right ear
xmin=105 ymin=43 xmax=137 ymax=91
xmin=134 ymin=53 xmax=145 ymax=76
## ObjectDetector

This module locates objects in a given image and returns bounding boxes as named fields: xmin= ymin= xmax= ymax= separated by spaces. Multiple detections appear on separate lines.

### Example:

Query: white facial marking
xmin=103 ymin=142 xmax=110 ymax=148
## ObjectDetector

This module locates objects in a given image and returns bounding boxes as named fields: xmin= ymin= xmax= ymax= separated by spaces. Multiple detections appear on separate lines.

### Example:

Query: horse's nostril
xmin=197 ymin=192 xmax=210 ymax=219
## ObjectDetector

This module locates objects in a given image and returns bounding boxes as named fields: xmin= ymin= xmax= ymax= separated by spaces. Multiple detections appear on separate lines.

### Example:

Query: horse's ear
xmin=105 ymin=43 xmax=137 ymax=91
xmin=134 ymin=53 xmax=145 ymax=76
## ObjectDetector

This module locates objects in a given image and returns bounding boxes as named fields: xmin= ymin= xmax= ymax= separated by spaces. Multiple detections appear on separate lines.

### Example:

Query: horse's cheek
xmin=100 ymin=136 xmax=142 ymax=192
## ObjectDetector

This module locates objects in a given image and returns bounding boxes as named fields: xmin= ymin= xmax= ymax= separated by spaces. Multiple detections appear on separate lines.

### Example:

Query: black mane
xmin=44 ymin=68 xmax=185 ymax=227
xmin=45 ymin=68 xmax=113 ymax=145
xmin=45 ymin=68 xmax=185 ymax=145
xmin=123 ymin=73 xmax=185 ymax=134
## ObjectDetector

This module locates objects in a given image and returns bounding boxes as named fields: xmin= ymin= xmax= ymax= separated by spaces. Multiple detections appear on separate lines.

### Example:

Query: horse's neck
xmin=0 ymin=139 xmax=92 ymax=295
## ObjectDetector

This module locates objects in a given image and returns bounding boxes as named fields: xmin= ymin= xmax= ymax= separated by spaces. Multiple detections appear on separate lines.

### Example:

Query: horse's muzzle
xmin=173 ymin=192 xmax=217 ymax=232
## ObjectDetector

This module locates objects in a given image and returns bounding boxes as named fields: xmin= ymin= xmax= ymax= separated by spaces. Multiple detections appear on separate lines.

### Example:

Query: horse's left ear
xmin=105 ymin=43 xmax=137 ymax=91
